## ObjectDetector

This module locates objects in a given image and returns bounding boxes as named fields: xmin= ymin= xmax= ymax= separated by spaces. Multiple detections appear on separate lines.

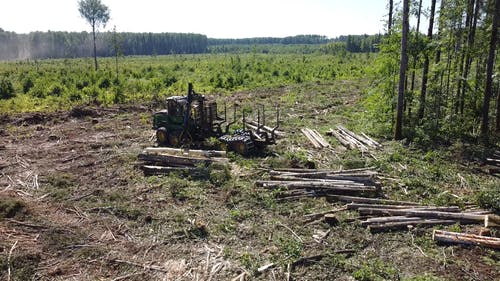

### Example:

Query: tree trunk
xmin=92 ymin=22 xmax=98 ymax=71
xmin=388 ymin=0 xmax=394 ymax=33
xmin=482 ymin=0 xmax=500 ymax=138
xmin=395 ymin=0 xmax=410 ymax=140
xmin=457 ymin=0 xmax=476 ymax=115
xmin=417 ymin=0 xmax=437 ymax=121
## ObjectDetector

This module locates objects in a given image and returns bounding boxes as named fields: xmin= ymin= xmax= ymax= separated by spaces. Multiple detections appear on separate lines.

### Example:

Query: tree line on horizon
xmin=0 ymin=29 xmax=382 ymax=61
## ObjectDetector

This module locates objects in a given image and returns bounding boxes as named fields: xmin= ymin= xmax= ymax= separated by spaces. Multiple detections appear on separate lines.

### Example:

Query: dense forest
xmin=0 ymin=30 xmax=381 ymax=60
xmin=368 ymin=0 xmax=500 ymax=142
xmin=0 ymin=30 xmax=208 ymax=60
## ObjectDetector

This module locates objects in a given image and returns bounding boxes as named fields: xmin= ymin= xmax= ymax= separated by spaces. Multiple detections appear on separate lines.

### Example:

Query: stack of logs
xmin=256 ymin=167 xmax=380 ymax=200
xmin=301 ymin=128 xmax=330 ymax=149
xmin=327 ymin=125 xmax=381 ymax=152
xmin=325 ymin=195 xmax=500 ymax=248
xmin=138 ymin=147 xmax=227 ymax=176
xmin=485 ymin=151 xmax=500 ymax=175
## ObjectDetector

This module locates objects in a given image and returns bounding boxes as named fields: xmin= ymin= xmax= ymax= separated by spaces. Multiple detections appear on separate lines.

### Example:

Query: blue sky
xmin=0 ymin=0 xmax=423 ymax=38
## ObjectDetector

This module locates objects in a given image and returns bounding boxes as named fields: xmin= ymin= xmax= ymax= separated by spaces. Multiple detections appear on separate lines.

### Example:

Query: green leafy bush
xmin=476 ymin=183 xmax=500 ymax=213
xmin=0 ymin=76 xmax=15 ymax=99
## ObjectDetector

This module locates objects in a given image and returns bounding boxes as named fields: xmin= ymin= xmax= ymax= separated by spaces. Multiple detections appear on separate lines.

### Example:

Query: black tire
xmin=156 ymin=127 xmax=169 ymax=146
xmin=168 ymin=130 xmax=182 ymax=147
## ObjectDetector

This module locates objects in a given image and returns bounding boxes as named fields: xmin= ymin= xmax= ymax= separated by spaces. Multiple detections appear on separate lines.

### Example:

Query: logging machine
xmin=152 ymin=83 xmax=279 ymax=155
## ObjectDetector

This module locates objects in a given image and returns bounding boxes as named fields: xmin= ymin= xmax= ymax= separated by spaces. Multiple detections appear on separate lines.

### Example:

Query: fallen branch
xmin=432 ymin=230 xmax=500 ymax=249
xmin=7 ymin=240 xmax=18 ymax=281
xmin=110 ymin=259 xmax=170 ymax=273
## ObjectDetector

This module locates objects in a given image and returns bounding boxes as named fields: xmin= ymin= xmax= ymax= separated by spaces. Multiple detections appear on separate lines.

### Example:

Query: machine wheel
xmin=156 ymin=127 xmax=169 ymax=146
xmin=168 ymin=131 xmax=182 ymax=147
xmin=224 ymin=135 xmax=255 ymax=156
xmin=232 ymin=140 xmax=249 ymax=155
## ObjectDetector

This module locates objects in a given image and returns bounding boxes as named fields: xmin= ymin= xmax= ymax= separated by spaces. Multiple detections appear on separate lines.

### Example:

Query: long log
xmin=141 ymin=165 xmax=208 ymax=177
xmin=138 ymin=153 xmax=227 ymax=167
xmin=247 ymin=120 xmax=286 ymax=137
xmin=369 ymin=219 xmax=457 ymax=232
xmin=347 ymin=203 xmax=461 ymax=212
xmin=360 ymin=216 xmax=424 ymax=226
xmin=144 ymin=147 xmax=226 ymax=157
xmin=357 ymin=208 xmax=485 ymax=223
xmin=326 ymin=195 xmax=420 ymax=206
xmin=432 ymin=230 xmax=500 ymax=249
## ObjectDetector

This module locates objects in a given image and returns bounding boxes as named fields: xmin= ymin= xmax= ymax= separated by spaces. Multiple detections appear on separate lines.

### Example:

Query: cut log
xmin=369 ymin=219 xmax=457 ymax=232
xmin=360 ymin=216 xmax=424 ymax=226
xmin=144 ymin=147 xmax=226 ymax=158
xmin=324 ymin=214 xmax=339 ymax=225
xmin=484 ymin=214 xmax=500 ymax=228
xmin=138 ymin=153 xmax=227 ymax=167
xmin=485 ymin=158 xmax=500 ymax=165
xmin=256 ymin=180 xmax=369 ymax=188
xmin=432 ymin=230 xmax=500 ymax=249
xmin=301 ymin=128 xmax=323 ymax=148
xmin=141 ymin=165 xmax=208 ymax=177
xmin=357 ymin=208 xmax=485 ymax=224
xmin=347 ymin=203 xmax=461 ymax=212
xmin=247 ymin=120 xmax=286 ymax=137
xmin=326 ymin=195 xmax=420 ymax=206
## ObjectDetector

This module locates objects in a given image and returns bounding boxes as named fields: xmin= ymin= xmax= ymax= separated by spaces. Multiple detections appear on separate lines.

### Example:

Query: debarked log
xmin=357 ymin=208 xmax=485 ymax=224
xmin=138 ymin=153 xmax=227 ymax=167
xmin=368 ymin=219 xmax=457 ymax=232
xmin=347 ymin=203 xmax=461 ymax=212
xmin=432 ymin=230 xmax=500 ymax=249
xmin=141 ymin=165 xmax=209 ymax=177
xmin=144 ymin=147 xmax=226 ymax=158
xmin=326 ymin=195 xmax=420 ymax=206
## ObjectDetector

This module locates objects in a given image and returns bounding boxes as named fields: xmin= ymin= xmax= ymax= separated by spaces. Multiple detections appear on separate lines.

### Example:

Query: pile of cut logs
xmin=257 ymin=167 xmax=380 ymax=200
xmin=301 ymin=128 xmax=330 ymax=149
xmin=327 ymin=125 xmax=381 ymax=152
xmin=485 ymin=151 xmax=500 ymax=175
xmin=325 ymin=195 xmax=500 ymax=248
xmin=138 ymin=147 xmax=227 ymax=176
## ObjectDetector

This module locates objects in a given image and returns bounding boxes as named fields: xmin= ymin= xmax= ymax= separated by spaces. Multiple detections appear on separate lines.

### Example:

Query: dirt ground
xmin=1 ymin=84 xmax=499 ymax=280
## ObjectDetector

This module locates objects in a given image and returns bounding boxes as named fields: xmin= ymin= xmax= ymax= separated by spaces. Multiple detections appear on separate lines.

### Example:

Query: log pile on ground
xmin=257 ymin=167 xmax=380 ymax=200
xmin=138 ymin=147 xmax=228 ymax=176
xmin=485 ymin=151 xmax=500 ymax=175
xmin=325 ymin=197 xmax=496 ymax=234
xmin=327 ymin=125 xmax=381 ymax=152
xmin=301 ymin=128 xmax=330 ymax=148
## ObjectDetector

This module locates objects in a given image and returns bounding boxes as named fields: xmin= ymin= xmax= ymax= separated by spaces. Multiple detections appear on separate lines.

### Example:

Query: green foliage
xmin=476 ymin=183 xmax=500 ymax=213
xmin=273 ymin=233 xmax=303 ymax=264
xmin=0 ymin=76 xmax=15 ymax=99
xmin=0 ymin=53 xmax=368 ymax=112
xmin=352 ymin=257 xmax=398 ymax=281
xmin=0 ymin=198 xmax=26 ymax=218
